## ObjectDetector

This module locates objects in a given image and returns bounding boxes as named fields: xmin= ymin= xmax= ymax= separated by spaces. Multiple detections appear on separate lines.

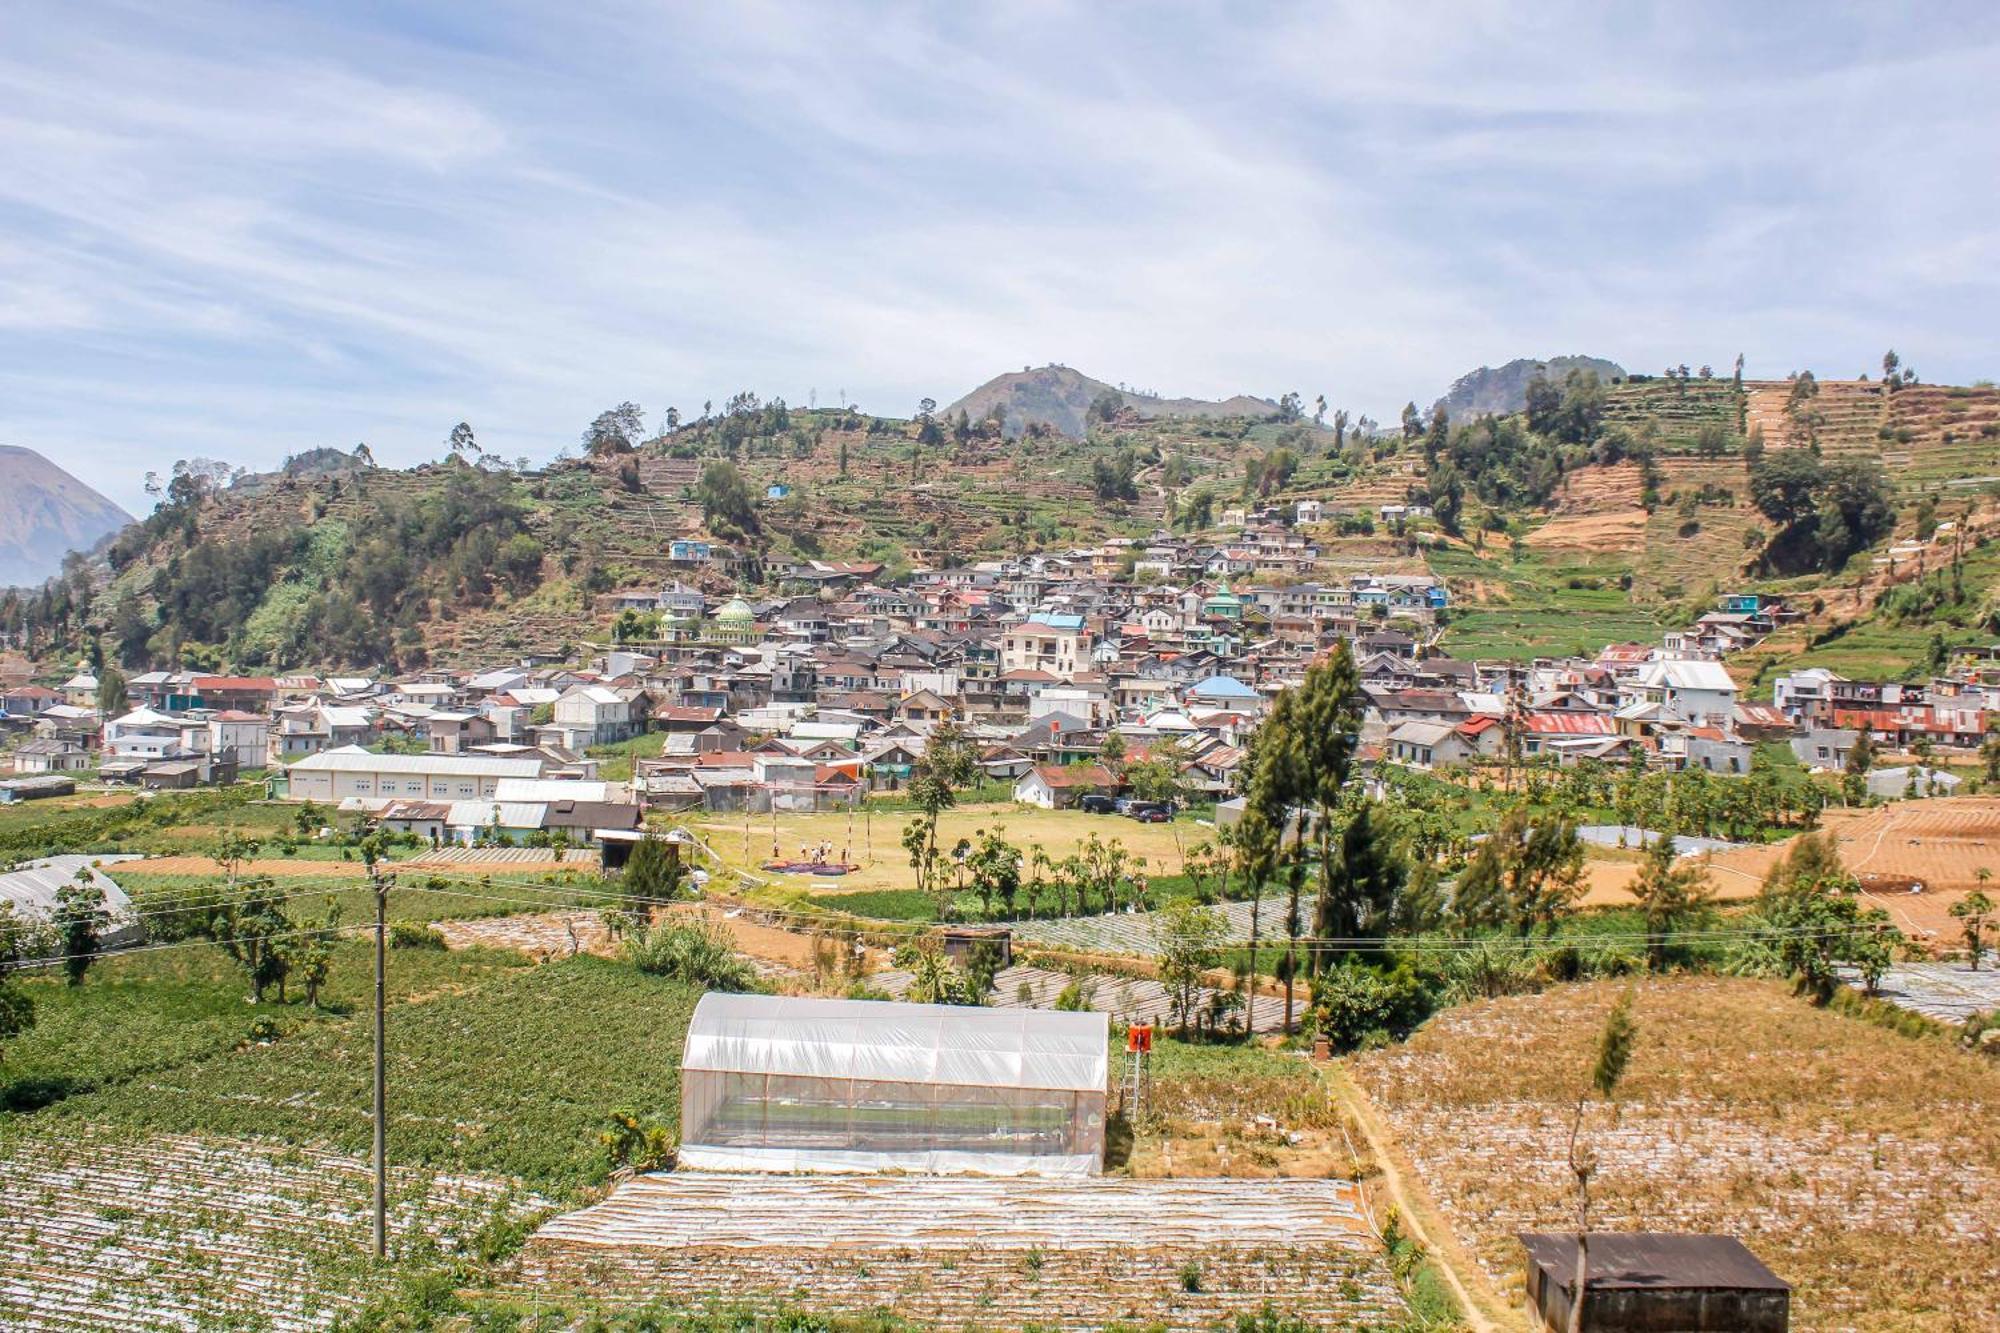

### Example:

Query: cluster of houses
xmin=3 ymin=557 xmax=1995 ymax=823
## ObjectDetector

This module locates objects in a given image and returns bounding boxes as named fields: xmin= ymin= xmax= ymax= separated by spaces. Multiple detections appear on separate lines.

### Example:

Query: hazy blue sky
xmin=4 ymin=2 xmax=1996 ymax=513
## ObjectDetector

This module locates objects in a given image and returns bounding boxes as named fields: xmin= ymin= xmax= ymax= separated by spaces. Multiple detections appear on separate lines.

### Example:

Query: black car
xmin=1078 ymin=793 xmax=1117 ymax=814
xmin=1127 ymin=803 xmax=1171 ymax=823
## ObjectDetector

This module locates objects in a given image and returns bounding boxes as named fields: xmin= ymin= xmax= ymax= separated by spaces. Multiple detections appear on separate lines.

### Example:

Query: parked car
xmin=1128 ymin=803 xmax=1170 ymax=823
xmin=1078 ymin=794 xmax=1117 ymax=814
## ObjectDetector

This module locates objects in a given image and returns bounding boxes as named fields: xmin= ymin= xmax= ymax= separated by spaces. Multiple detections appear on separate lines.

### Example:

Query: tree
xmin=965 ymin=827 xmax=1023 ymax=920
xmin=1755 ymin=831 xmax=1899 ymax=1001
xmin=1843 ymin=728 xmax=1876 ymax=805
xmin=1630 ymin=830 xmax=1712 ymax=971
xmin=609 ymin=836 xmax=685 ymax=939
xmin=212 ymin=831 xmax=262 ymax=895
xmin=290 ymin=898 xmax=341 ymax=1007
xmin=0 ymin=902 xmax=40 ymax=1066
xmin=52 ymin=871 xmax=111 ymax=986
xmin=1950 ymin=889 xmax=1993 ymax=970
xmin=902 ymin=720 xmax=980 ymax=914
xmin=1157 ymin=899 xmax=1227 ymax=1037
xmin=583 ymin=402 xmax=645 ymax=456
xmin=1313 ymin=804 xmax=1404 ymax=972
xmin=1453 ymin=806 xmax=1585 ymax=935
xmin=696 ymin=460 xmax=761 ymax=539
xmin=915 ymin=397 xmax=943 ymax=448
xmin=447 ymin=421 xmax=479 ymax=460
xmin=1565 ymin=990 xmax=1638 ymax=1333
xmin=96 ymin=663 xmax=127 ymax=719
xmin=209 ymin=878 xmax=292 ymax=1003
xmin=1400 ymin=402 xmax=1422 ymax=443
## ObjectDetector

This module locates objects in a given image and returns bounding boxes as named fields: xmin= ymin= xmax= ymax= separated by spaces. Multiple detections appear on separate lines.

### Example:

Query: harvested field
xmin=433 ymin=904 xmax=836 ymax=977
xmin=1351 ymin=975 xmax=2000 ymax=1332
xmin=1703 ymin=797 xmax=2000 ymax=941
xmin=0 ymin=1129 xmax=546 ymax=1332
xmin=511 ymin=1171 xmax=1398 ymax=1329
xmin=1524 ymin=507 xmax=1648 ymax=555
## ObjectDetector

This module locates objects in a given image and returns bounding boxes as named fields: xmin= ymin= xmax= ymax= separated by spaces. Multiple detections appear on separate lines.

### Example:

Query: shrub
xmin=389 ymin=922 xmax=447 ymax=950
xmin=1310 ymin=961 xmax=1436 ymax=1053
xmin=628 ymin=919 xmax=758 ymax=991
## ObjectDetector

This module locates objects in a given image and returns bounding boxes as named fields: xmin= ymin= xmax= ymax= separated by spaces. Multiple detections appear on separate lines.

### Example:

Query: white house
xmin=1012 ymin=763 xmax=1116 ymax=810
xmin=1001 ymin=614 xmax=1085 ymax=678
xmin=284 ymin=747 xmax=544 ymax=804
xmin=551 ymin=685 xmax=638 ymax=748
xmin=1632 ymin=660 xmax=1738 ymax=729
xmin=207 ymin=712 xmax=270 ymax=770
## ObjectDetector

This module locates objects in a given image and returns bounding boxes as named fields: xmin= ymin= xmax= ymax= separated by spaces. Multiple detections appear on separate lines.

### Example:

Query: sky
xmin=3 ymin=1 xmax=1998 ymax=516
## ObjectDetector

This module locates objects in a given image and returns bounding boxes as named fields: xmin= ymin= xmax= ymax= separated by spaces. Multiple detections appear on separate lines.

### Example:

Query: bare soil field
xmin=509 ymin=1171 xmax=1397 ymax=1329
xmin=128 ymin=854 xmax=371 ymax=878
xmin=1350 ymin=976 xmax=2000 ymax=1332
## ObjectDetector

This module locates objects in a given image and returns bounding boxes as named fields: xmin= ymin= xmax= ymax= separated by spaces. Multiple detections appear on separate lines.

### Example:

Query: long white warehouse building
xmin=283 ymin=745 xmax=544 ymax=803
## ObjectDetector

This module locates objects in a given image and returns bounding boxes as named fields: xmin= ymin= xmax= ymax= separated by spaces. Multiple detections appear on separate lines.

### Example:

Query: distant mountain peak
xmin=1432 ymin=354 xmax=1626 ymax=419
xmin=0 ymin=445 xmax=135 ymax=588
xmin=943 ymin=364 xmax=1279 ymax=438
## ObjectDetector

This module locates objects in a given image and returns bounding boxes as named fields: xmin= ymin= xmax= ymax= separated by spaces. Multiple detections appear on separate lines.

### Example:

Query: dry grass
xmin=686 ymin=802 xmax=1198 ymax=895
xmin=1350 ymin=975 xmax=2000 ymax=1332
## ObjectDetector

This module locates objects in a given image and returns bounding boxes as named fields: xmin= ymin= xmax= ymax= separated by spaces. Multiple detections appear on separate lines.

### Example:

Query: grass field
xmin=1351 ymin=975 xmax=2000 ymax=1332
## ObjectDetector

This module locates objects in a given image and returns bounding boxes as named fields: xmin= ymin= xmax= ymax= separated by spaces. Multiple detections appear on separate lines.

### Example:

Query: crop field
xmin=1003 ymin=893 xmax=1288 ymax=956
xmin=0 ymin=1128 xmax=546 ymax=1331
xmin=1350 ymin=976 xmax=2000 ymax=1332
xmin=1441 ymin=606 xmax=1663 ymax=661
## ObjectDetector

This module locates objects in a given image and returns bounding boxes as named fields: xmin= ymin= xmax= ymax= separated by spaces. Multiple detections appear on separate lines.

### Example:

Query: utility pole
xmin=366 ymin=841 xmax=391 ymax=1261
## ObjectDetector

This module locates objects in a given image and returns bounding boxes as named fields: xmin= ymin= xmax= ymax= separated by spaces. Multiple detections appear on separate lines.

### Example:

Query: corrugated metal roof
xmin=1518 ymin=1233 xmax=1789 ymax=1292
xmin=293 ymin=747 xmax=542 ymax=779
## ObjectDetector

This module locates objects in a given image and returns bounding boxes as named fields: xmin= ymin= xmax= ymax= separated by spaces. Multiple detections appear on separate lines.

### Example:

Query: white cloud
xmin=0 ymin=0 xmax=1995 ymax=513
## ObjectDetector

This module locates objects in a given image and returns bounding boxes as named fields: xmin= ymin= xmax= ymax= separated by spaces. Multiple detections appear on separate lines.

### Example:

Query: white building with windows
xmin=283 ymin=746 xmax=544 ymax=804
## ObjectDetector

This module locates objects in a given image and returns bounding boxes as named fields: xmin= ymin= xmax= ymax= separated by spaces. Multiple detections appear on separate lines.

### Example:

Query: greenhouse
xmin=679 ymin=992 xmax=1110 ymax=1176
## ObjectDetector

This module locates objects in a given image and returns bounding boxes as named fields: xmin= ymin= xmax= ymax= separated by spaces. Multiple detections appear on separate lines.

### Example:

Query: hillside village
xmin=5 ymin=506 xmax=1995 ymax=824
xmin=3 ymin=358 xmax=2000 ymax=1331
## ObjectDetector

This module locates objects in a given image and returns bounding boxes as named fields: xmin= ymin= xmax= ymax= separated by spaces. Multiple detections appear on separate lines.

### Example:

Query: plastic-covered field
xmin=0 ymin=1130 xmax=546 ymax=1331
xmin=513 ymin=1171 xmax=1399 ymax=1329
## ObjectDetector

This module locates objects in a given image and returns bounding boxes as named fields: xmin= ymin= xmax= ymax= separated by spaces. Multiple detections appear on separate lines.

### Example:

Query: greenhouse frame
xmin=679 ymin=992 xmax=1110 ymax=1176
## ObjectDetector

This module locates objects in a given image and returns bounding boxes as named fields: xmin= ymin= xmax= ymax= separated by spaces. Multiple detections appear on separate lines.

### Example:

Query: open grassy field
xmin=685 ymin=801 xmax=1206 ymax=895
xmin=1351 ymin=975 xmax=2000 ymax=1332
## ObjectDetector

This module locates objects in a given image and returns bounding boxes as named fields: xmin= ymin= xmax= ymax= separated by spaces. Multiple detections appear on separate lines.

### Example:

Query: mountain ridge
xmin=0 ymin=445 xmax=134 ymax=588
xmin=1432 ymin=354 xmax=1626 ymax=419
xmin=943 ymin=364 xmax=1279 ymax=438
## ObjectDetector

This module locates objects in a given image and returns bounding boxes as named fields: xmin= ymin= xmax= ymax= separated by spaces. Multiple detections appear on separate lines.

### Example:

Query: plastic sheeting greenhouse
xmin=680 ymin=993 xmax=1110 ymax=1176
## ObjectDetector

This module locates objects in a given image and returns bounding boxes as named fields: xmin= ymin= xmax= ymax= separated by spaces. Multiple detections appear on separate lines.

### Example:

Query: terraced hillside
xmin=1744 ymin=379 xmax=1885 ymax=457
xmin=1599 ymin=376 xmax=1743 ymax=449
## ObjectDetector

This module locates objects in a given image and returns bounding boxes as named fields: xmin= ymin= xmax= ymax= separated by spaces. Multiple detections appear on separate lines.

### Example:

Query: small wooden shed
xmin=1518 ymin=1233 xmax=1789 ymax=1332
